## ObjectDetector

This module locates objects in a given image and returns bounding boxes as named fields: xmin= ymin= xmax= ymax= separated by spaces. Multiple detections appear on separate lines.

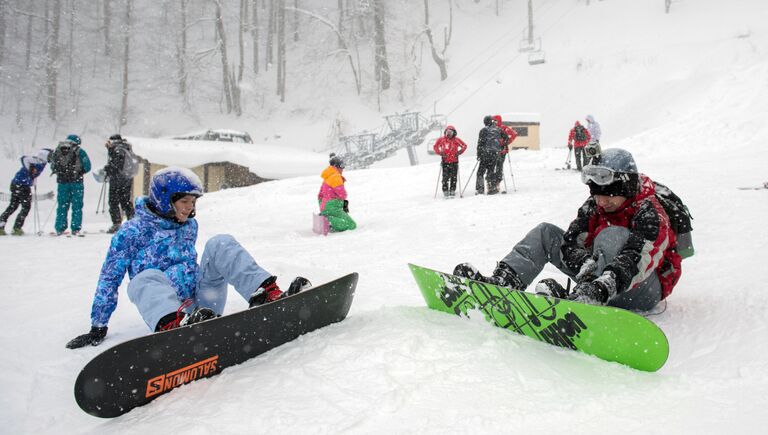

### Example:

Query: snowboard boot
xmin=248 ymin=276 xmax=283 ymax=307
xmin=155 ymin=305 xmax=217 ymax=331
xmin=453 ymin=262 xmax=525 ymax=290
xmin=11 ymin=228 xmax=24 ymax=236
xmin=535 ymin=278 xmax=571 ymax=299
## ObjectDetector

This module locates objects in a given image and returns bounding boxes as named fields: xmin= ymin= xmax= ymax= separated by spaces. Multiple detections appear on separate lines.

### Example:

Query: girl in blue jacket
xmin=66 ymin=167 xmax=303 ymax=349
xmin=0 ymin=149 xmax=51 ymax=235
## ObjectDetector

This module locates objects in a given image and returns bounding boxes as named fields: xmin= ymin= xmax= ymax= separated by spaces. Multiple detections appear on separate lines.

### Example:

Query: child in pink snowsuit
xmin=318 ymin=154 xmax=356 ymax=232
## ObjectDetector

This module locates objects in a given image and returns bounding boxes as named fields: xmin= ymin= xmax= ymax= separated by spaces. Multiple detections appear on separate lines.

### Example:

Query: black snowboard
xmin=74 ymin=272 xmax=358 ymax=418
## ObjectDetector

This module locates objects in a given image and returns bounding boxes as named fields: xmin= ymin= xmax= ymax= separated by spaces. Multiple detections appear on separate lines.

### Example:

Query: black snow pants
xmin=0 ymin=184 xmax=32 ymax=230
xmin=441 ymin=161 xmax=459 ymax=194
xmin=108 ymin=178 xmax=135 ymax=225
xmin=475 ymin=156 xmax=498 ymax=194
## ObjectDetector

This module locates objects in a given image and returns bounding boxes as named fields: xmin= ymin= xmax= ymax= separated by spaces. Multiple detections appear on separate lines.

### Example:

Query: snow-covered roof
xmin=499 ymin=112 xmax=541 ymax=123
xmin=125 ymin=136 xmax=327 ymax=180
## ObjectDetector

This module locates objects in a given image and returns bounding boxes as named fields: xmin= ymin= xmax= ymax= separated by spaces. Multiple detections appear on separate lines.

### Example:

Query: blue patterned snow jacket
xmin=90 ymin=196 xmax=199 ymax=327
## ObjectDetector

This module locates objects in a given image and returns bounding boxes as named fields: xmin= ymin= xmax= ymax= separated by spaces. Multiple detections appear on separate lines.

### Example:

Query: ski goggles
xmin=581 ymin=165 xmax=618 ymax=186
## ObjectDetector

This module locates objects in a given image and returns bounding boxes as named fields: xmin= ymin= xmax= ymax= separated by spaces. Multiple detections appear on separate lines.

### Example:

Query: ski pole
xmin=461 ymin=160 xmax=479 ymax=197
xmin=565 ymin=146 xmax=572 ymax=170
xmin=507 ymin=153 xmax=516 ymax=192
xmin=434 ymin=163 xmax=443 ymax=199
xmin=501 ymin=160 xmax=509 ymax=194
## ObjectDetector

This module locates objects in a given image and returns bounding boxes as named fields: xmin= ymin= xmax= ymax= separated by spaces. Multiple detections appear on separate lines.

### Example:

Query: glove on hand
xmin=343 ymin=200 xmax=349 ymax=213
xmin=66 ymin=326 xmax=108 ymax=349
xmin=569 ymin=271 xmax=617 ymax=305
xmin=575 ymin=257 xmax=598 ymax=283
xmin=568 ymin=144 xmax=573 ymax=150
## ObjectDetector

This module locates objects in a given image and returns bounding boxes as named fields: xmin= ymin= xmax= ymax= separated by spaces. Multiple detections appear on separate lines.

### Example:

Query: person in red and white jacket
xmin=453 ymin=148 xmax=681 ymax=312
xmin=567 ymin=121 xmax=592 ymax=171
xmin=433 ymin=125 xmax=468 ymax=198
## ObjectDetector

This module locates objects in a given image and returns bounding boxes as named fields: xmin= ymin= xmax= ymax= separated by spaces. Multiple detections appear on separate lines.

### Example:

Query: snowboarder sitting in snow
xmin=66 ymin=167 xmax=307 ymax=349
xmin=454 ymin=148 xmax=682 ymax=311
xmin=318 ymin=154 xmax=357 ymax=232
xmin=433 ymin=125 xmax=468 ymax=198
xmin=0 ymin=149 xmax=51 ymax=236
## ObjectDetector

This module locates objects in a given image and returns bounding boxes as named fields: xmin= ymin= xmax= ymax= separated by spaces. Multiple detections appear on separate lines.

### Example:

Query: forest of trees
xmin=0 ymin=0 xmax=464 ymax=139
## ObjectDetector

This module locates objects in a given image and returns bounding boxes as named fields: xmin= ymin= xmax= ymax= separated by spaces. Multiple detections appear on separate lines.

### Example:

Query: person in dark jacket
xmin=454 ymin=148 xmax=682 ymax=312
xmin=103 ymin=134 xmax=135 ymax=233
xmin=0 ymin=149 xmax=51 ymax=236
xmin=50 ymin=134 xmax=91 ymax=236
xmin=433 ymin=125 xmax=468 ymax=198
xmin=475 ymin=116 xmax=509 ymax=195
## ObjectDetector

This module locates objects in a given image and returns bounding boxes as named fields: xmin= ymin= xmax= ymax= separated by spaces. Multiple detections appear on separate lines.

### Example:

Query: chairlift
xmin=528 ymin=49 xmax=546 ymax=66
xmin=518 ymin=31 xmax=541 ymax=53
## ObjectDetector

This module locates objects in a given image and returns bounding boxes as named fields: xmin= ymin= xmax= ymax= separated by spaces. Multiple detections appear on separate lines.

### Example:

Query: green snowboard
xmin=409 ymin=264 xmax=669 ymax=372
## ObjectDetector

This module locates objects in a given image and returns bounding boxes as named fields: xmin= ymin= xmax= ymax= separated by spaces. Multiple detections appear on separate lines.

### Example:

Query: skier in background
xmin=103 ymin=134 xmax=136 ymax=233
xmin=492 ymin=114 xmax=518 ymax=193
xmin=586 ymin=114 xmax=602 ymax=144
xmin=318 ymin=153 xmax=357 ymax=232
xmin=433 ymin=125 xmax=467 ymax=198
xmin=454 ymin=148 xmax=682 ymax=312
xmin=66 ymin=167 xmax=307 ymax=349
xmin=567 ymin=121 xmax=592 ymax=171
xmin=49 ymin=134 xmax=91 ymax=236
xmin=0 ymin=149 xmax=51 ymax=236
xmin=475 ymin=115 xmax=509 ymax=195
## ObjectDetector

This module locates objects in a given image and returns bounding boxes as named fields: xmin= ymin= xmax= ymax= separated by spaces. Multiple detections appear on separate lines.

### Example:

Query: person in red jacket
xmin=492 ymin=115 xmax=518 ymax=192
xmin=433 ymin=125 xmax=468 ymax=198
xmin=454 ymin=148 xmax=681 ymax=312
xmin=567 ymin=121 xmax=592 ymax=171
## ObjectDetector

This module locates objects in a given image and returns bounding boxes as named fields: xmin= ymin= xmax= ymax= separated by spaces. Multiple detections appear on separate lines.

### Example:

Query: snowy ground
xmin=2 ymin=0 xmax=768 ymax=433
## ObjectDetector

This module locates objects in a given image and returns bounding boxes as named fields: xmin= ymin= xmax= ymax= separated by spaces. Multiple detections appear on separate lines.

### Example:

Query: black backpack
xmin=51 ymin=141 xmax=83 ymax=183
xmin=574 ymin=125 xmax=587 ymax=141
xmin=654 ymin=181 xmax=694 ymax=258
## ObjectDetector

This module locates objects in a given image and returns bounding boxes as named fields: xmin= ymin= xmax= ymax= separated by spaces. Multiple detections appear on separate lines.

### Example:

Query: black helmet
xmin=109 ymin=134 xmax=123 ymax=142
xmin=581 ymin=148 xmax=640 ymax=197
xmin=483 ymin=115 xmax=494 ymax=126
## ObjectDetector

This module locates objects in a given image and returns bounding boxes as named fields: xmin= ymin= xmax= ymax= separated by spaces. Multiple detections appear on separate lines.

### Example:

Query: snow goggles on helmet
xmin=581 ymin=165 xmax=617 ymax=186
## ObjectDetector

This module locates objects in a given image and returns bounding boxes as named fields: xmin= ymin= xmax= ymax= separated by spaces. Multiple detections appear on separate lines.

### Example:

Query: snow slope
xmin=2 ymin=0 xmax=768 ymax=434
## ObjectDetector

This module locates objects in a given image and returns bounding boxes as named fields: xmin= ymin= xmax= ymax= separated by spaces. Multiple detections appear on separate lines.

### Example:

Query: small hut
xmin=499 ymin=112 xmax=541 ymax=150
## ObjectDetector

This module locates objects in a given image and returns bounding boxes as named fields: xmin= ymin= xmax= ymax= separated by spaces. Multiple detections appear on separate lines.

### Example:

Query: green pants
xmin=55 ymin=183 xmax=84 ymax=233
xmin=320 ymin=199 xmax=357 ymax=232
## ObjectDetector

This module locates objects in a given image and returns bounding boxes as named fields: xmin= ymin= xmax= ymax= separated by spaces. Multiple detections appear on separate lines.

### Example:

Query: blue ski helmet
xmin=66 ymin=134 xmax=81 ymax=146
xmin=149 ymin=167 xmax=204 ymax=215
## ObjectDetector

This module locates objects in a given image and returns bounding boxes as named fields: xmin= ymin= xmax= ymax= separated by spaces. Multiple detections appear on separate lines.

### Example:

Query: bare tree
xmin=119 ymin=0 xmax=132 ymax=127
xmin=337 ymin=0 xmax=343 ymax=49
xmin=177 ymin=0 xmax=188 ymax=98
xmin=104 ymin=0 xmax=111 ymax=56
xmin=252 ymin=0 xmax=259 ymax=74
xmin=372 ymin=0 xmax=390 ymax=90
xmin=266 ymin=0 xmax=274 ymax=70
xmin=212 ymin=0 xmax=233 ymax=113
xmin=422 ymin=0 xmax=451 ymax=81
xmin=276 ymin=0 xmax=286 ymax=101
xmin=289 ymin=6 xmax=361 ymax=95
xmin=25 ymin=5 xmax=33 ymax=69
xmin=292 ymin=0 xmax=298 ymax=42
xmin=238 ymin=0 xmax=246 ymax=82
xmin=46 ymin=0 xmax=62 ymax=121
xmin=0 ymin=0 xmax=6 ymax=65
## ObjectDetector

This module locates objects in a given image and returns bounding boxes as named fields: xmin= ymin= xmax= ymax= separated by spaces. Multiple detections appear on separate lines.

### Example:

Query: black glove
xmin=343 ymin=200 xmax=349 ymax=213
xmin=66 ymin=326 xmax=108 ymax=349
xmin=568 ymin=144 xmax=573 ymax=151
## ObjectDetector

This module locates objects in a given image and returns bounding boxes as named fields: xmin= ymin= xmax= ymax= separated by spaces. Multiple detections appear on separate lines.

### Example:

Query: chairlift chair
xmin=528 ymin=50 xmax=546 ymax=66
